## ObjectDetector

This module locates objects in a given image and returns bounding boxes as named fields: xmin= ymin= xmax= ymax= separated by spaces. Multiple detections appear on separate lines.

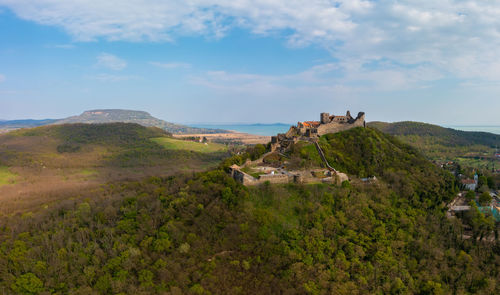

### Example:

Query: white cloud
xmin=191 ymin=60 xmax=442 ymax=95
xmin=45 ymin=44 xmax=75 ymax=49
xmin=96 ymin=53 xmax=127 ymax=71
xmin=149 ymin=62 xmax=191 ymax=69
xmin=87 ymin=73 xmax=139 ymax=82
xmin=0 ymin=0 xmax=360 ymax=42
xmin=3 ymin=0 xmax=500 ymax=82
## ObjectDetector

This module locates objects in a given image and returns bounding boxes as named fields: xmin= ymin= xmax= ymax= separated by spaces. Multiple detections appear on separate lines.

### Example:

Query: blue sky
xmin=0 ymin=1 xmax=500 ymax=125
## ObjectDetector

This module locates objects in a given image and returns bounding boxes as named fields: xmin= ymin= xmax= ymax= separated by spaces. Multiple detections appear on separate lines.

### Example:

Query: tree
xmin=486 ymin=176 xmax=495 ymax=189
xmin=466 ymin=201 xmax=495 ymax=241
xmin=249 ymin=144 xmax=266 ymax=160
xmin=479 ymin=192 xmax=492 ymax=206
xmin=11 ymin=273 xmax=44 ymax=295
xmin=465 ymin=190 xmax=475 ymax=201
xmin=477 ymin=176 xmax=488 ymax=190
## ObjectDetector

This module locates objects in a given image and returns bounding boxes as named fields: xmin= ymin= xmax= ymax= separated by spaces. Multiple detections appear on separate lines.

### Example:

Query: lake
xmin=188 ymin=123 xmax=292 ymax=136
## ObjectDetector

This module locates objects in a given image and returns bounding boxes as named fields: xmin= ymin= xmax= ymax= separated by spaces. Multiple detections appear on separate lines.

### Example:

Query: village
xmin=447 ymin=173 xmax=500 ymax=223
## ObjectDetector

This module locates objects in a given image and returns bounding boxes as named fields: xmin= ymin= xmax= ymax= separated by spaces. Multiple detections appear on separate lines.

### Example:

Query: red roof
xmin=461 ymin=179 xmax=476 ymax=184
xmin=300 ymin=121 xmax=320 ymax=128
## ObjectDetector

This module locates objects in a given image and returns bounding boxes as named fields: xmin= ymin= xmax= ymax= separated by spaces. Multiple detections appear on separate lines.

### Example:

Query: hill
xmin=1 ymin=126 xmax=498 ymax=294
xmin=0 ymin=119 xmax=58 ymax=133
xmin=55 ymin=109 xmax=228 ymax=134
xmin=245 ymin=127 xmax=456 ymax=205
xmin=0 ymin=119 xmax=57 ymax=128
xmin=368 ymin=121 xmax=500 ymax=170
xmin=369 ymin=121 xmax=500 ymax=147
xmin=0 ymin=123 xmax=229 ymax=214
xmin=0 ymin=110 xmax=228 ymax=134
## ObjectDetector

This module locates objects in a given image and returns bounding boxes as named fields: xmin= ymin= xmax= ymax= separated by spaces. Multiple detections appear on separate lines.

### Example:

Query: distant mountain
xmin=1 ymin=110 xmax=228 ymax=134
xmin=0 ymin=119 xmax=58 ymax=129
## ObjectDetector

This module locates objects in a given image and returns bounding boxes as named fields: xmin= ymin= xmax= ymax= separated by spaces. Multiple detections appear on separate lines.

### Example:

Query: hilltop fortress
xmin=271 ymin=111 xmax=365 ymax=152
xmin=229 ymin=111 xmax=365 ymax=186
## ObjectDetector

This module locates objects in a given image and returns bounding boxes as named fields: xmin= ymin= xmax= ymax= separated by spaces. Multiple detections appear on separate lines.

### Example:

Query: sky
xmin=0 ymin=0 xmax=500 ymax=125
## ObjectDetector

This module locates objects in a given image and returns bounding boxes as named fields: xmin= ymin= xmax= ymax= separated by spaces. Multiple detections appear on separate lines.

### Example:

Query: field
xmin=152 ymin=137 xmax=228 ymax=153
xmin=455 ymin=157 xmax=498 ymax=170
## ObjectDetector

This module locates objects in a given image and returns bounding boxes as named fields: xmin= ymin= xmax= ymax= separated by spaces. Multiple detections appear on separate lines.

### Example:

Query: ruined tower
xmin=320 ymin=112 xmax=330 ymax=124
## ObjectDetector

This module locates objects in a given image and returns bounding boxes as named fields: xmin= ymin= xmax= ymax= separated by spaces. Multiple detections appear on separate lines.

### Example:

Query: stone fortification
xmin=271 ymin=110 xmax=365 ymax=152
xmin=228 ymin=110 xmax=364 ymax=187
xmin=229 ymin=165 xmax=291 ymax=186
xmin=229 ymin=165 xmax=348 ymax=186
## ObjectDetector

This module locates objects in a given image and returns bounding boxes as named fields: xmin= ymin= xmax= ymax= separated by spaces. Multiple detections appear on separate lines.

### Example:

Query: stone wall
xmin=316 ymin=112 xmax=365 ymax=136
xmin=232 ymin=169 xmax=258 ymax=185
xmin=258 ymin=174 xmax=290 ymax=184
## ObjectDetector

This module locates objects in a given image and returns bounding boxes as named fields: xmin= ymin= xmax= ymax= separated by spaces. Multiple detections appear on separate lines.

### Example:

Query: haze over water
xmin=446 ymin=126 xmax=500 ymax=135
xmin=189 ymin=123 xmax=292 ymax=136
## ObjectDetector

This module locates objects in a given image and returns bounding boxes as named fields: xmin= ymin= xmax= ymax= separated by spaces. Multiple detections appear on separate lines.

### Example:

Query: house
xmin=461 ymin=179 xmax=477 ymax=191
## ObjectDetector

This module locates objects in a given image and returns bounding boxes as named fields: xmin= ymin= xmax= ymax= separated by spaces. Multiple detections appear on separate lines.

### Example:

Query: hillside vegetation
xmin=369 ymin=121 xmax=500 ymax=147
xmin=368 ymin=121 xmax=500 ymax=170
xmin=0 ymin=166 xmax=16 ymax=186
xmin=282 ymin=127 xmax=455 ymax=206
xmin=1 ymin=126 xmax=498 ymax=294
xmin=0 ymin=123 xmax=229 ymax=214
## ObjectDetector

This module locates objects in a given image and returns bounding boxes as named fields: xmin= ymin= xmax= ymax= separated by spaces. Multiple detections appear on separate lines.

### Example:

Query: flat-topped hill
xmin=0 ymin=109 xmax=228 ymax=134
xmin=54 ymin=109 xmax=227 ymax=134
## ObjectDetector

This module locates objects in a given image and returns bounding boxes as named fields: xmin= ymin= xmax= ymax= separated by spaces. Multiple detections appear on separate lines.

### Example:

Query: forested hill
xmin=0 ymin=123 xmax=230 ymax=214
xmin=1 ymin=122 xmax=229 ymax=170
xmin=369 ymin=121 xmax=500 ymax=147
xmin=368 ymin=121 xmax=500 ymax=166
xmin=3 ymin=126 xmax=499 ymax=294
xmin=287 ymin=127 xmax=456 ymax=206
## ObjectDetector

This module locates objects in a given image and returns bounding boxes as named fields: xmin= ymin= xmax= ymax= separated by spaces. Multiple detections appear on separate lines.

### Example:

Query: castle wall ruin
xmin=271 ymin=110 xmax=365 ymax=152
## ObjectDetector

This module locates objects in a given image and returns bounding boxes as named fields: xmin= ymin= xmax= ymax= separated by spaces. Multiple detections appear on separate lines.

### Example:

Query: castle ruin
xmin=228 ymin=110 xmax=365 ymax=186
xmin=271 ymin=111 xmax=365 ymax=152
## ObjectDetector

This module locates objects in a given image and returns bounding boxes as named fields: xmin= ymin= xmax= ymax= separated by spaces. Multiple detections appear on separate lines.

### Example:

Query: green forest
xmin=368 ymin=121 xmax=500 ymax=171
xmin=0 ymin=124 xmax=499 ymax=294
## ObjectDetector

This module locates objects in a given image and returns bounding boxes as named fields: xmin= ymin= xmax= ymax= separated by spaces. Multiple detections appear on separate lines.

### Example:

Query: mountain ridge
xmin=0 ymin=109 xmax=228 ymax=134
